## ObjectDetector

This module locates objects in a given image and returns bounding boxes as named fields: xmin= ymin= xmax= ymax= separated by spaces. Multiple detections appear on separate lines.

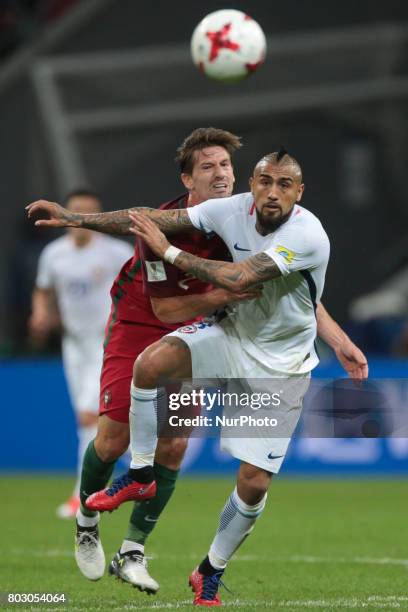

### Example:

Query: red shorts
xmin=99 ymin=317 xmax=170 ymax=423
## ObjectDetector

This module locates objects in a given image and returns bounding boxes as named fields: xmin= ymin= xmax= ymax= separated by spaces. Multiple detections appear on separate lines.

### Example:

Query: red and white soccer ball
xmin=191 ymin=9 xmax=266 ymax=82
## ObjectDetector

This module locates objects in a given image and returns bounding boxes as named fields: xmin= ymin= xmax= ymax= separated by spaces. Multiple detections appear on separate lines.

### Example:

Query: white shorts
xmin=168 ymin=319 xmax=310 ymax=473
xmin=62 ymin=333 xmax=104 ymax=415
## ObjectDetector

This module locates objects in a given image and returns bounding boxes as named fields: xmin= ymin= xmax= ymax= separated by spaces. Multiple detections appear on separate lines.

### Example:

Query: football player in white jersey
xmin=27 ymin=149 xmax=367 ymax=602
xmin=29 ymin=190 xmax=133 ymax=518
xmin=83 ymin=150 xmax=344 ymax=605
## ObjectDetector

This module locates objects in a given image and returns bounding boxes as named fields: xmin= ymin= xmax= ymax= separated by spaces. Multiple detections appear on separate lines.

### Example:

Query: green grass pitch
xmin=1 ymin=476 xmax=408 ymax=611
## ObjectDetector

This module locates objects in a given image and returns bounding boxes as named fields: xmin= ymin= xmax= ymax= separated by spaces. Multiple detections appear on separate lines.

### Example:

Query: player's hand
xmin=129 ymin=211 xmax=170 ymax=258
xmin=26 ymin=200 xmax=77 ymax=228
xmin=334 ymin=337 xmax=369 ymax=381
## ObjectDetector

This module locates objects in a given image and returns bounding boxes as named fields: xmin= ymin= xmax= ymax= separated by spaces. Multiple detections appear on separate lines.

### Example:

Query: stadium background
xmin=1 ymin=0 xmax=407 ymax=477
xmin=1 ymin=3 xmax=408 ymax=610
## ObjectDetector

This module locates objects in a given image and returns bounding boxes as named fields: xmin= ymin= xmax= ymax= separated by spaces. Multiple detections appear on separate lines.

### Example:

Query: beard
xmin=255 ymin=206 xmax=293 ymax=234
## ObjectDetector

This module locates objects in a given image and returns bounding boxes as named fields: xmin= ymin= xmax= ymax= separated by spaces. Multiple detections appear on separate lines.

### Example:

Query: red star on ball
xmin=246 ymin=59 xmax=264 ymax=73
xmin=206 ymin=22 xmax=240 ymax=62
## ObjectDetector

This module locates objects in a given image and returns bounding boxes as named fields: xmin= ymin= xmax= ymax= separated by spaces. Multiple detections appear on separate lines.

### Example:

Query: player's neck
xmin=186 ymin=193 xmax=201 ymax=207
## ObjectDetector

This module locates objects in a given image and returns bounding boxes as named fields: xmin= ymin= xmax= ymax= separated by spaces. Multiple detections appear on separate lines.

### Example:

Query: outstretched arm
xmin=26 ymin=200 xmax=194 ymax=236
xmin=130 ymin=211 xmax=281 ymax=291
xmin=316 ymin=302 xmax=368 ymax=380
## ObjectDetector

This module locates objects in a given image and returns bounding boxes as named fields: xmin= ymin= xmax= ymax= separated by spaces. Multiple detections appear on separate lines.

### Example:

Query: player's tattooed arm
xmin=131 ymin=209 xmax=194 ymax=235
xmin=25 ymin=200 xmax=133 ymax=234
xmin=26 ymin=200 xmax=194 ymax=236
xmin=71 ymin=207 xmax=193 ymax=235
xmin=175 ymin=251 xmax=281 ymax=291
xmin=130 ymin=212 xmax=281 ymax=291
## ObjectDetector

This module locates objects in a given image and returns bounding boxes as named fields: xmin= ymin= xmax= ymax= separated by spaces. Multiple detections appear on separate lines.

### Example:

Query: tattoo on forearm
xmin=141 ymin=209 xmax=194 ymax=234
xmin=174 ymin=251 xmax=281 ymax=291
xmin=76 ymin=209 xmax=135 ymax=235
xmin=177 ymin=252 xmax=241 ymax=289
xmin=78 ymin=206 xmax=193 ymax=236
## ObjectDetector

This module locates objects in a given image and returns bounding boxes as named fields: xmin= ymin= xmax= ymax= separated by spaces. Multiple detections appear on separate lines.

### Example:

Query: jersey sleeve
xmin=187 ymin=197 xmax=232 ymax=235
xmin=264 ymin=221 xmax=330 ymax=276
xmin=35 ymin=245 xmax=54 ymax=289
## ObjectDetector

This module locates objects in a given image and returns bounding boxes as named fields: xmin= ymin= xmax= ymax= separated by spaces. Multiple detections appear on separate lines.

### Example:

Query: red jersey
xmin=109 ymin=194 xmax=229 ymax=335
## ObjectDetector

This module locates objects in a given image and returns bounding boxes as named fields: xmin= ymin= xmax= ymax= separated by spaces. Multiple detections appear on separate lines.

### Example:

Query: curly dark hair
xmin=175 ymin=127 xmax=242 ymax=174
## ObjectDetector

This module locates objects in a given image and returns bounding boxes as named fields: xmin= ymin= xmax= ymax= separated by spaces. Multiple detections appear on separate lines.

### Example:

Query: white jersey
xmin=188 ymin=192 xmax=330 ymax=374
xmin=36 ymin=234 xmax=133 ymax=338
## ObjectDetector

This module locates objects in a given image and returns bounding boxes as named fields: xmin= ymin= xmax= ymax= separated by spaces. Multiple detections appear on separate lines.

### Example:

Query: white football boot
xmin=75 ymin=521 xmax=105 ymax=580
xmin=109 ymin=550 xmax=159 ymax=593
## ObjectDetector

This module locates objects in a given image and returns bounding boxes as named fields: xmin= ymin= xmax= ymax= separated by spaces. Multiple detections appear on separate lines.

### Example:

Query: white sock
xmin=120 ymin=540 xmax=145 ymax=555
xmin=208 ymin=487 xmax=267 ymax=569
xmin=129 ymin=384 xmax=159 ymax=469
xmin=76 ymin=508 xmax=99 ymax=528
xmin=73 ymin=423 xmax=97 ymax=497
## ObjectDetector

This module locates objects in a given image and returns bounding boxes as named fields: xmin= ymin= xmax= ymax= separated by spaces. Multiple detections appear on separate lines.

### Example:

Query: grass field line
xmin=19 ymin=595 xmax=408 ymax=611
xmin=10 ymin=548 xmax=408 ymax=568
xmin=284 ymin=554 xmax=408 ymax=567
xmin=45 ymin=597 xmax=408 ymax=610
xmin=18 ymin=599 xmax=407 ymax=611
xmin=110 ymin=595 xmax=408 ymax=609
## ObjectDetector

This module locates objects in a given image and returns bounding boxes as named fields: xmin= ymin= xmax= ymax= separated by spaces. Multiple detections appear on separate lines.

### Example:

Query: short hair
xmin=175 ymin=127 xmax=242 ymax=174
xmin=256 ymin=150 xmax=303 ymax=182
xmin=63 ymin=188 xmax=101 ymax=206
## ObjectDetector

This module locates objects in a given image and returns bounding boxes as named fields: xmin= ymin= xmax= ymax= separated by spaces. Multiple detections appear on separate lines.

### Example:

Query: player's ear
xmin=181 ymin=173 xmax=194 ymax=191
xmin=249 ymin=176 xmax=254 ymax=193
xmin=296 ymin=183 xmax=305 ymax=203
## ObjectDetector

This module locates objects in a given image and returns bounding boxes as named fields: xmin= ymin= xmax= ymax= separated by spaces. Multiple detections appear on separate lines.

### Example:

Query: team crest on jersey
xmin=275 ymin=245 xmax=295 ymax=263
xmin=145 ymin=260 xmax=167 ymax=282
xmin=178 ymin=321 xmax=213 ymax=334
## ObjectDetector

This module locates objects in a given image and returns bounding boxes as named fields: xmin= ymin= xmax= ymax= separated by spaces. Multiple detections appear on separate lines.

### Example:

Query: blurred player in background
xmin=29 ymin=189 xmax=133 ymax=519
xmin=27 ymin=131 xmax=367 ymax=596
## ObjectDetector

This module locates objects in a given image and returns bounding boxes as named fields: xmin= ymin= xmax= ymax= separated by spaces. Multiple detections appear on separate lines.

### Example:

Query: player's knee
xmin=133 ymin=338 xmax=189 ymax=387
xmin=155 ymin=437 xmax=188 ymax=469
xmin=133 ymin=342 xmax=162 ymax=387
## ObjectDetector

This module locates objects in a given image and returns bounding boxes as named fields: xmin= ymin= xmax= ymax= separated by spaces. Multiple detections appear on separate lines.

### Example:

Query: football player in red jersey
xmin=27 ymin=128 xmax=260 ymax=590
xmin=27 ymin=129 xmax=368 ymax=596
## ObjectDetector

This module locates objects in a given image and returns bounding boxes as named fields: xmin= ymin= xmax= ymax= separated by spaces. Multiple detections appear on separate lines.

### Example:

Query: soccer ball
xmin=191 ymin=9 xmax=266 ymax=82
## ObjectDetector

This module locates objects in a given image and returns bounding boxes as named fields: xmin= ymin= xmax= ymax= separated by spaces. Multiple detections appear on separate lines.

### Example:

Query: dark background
xmin=1 ymin=0 xmax=407 ymax=354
